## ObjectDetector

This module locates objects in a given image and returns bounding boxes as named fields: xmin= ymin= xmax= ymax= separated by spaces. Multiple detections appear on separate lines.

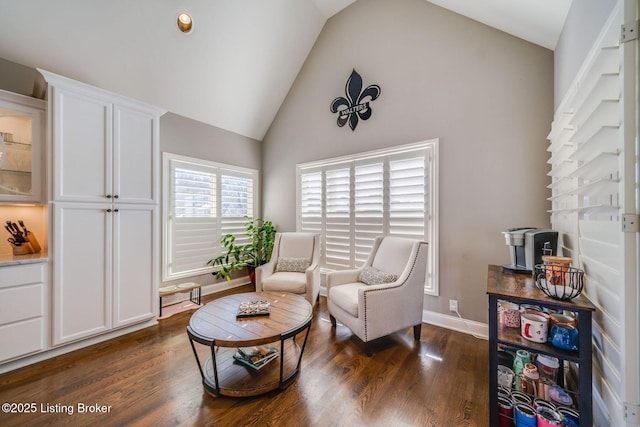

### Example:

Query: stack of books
xmin=233 ymin=344 xmax=279 ymax=370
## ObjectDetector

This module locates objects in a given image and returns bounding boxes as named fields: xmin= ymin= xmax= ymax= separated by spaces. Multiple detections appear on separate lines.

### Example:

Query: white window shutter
xmin=389 ymin=156 xmax=426 ymax=238
xmin=163 ymin=154 xmax=258 ymax=280
xmin=354 ymin=162 xmax=384 ymax=265
xmin=325 ymin=167 xmax=352 ymax=268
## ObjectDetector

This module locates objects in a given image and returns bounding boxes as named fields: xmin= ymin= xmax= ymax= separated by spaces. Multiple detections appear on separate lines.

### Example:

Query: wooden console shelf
xmin=486 ymin=264 xmax=596 ymax=426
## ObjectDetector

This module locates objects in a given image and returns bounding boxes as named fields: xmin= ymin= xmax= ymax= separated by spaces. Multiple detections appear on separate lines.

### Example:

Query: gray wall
xmin=159 ymin=112 xmax=262 ymax=289
xmin=262 ymin=0 xmax=553 ymax=322
xmin=554 ymin=0 xmax=617 ymax=109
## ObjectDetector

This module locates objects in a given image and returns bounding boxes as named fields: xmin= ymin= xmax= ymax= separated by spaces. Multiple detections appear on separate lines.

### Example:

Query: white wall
xmin=262 ymin=0 xmax=553 ymax=322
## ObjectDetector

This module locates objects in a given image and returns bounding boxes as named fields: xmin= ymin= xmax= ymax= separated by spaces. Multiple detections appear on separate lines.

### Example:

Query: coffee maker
xmin=502 ymin=227 xmax=559 ymax=274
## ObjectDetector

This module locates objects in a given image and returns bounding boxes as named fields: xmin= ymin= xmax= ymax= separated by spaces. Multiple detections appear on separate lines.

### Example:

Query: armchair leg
xmin=413 ymin=324 xmax=422 ymax=341
xmin=329 ymin=315 xmax=337 ymax=328
xmin=364 ymin=342 xmax=373 ymax=357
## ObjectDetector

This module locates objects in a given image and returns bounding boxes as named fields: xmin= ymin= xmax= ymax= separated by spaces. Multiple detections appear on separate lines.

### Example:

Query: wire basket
xmin=534 ymin=264 xmax=584 ymax=300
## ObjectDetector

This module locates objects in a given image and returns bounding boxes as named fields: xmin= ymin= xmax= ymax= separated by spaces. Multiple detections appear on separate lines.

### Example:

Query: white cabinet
xmin=0 ymin=89 xmax=45 ymax=203
xmin=40 ymin=69 xmax=165 ymax=346
xmin=43 ymin=70 xmax=160 ymax=204
xmin=52 ymin=203 xmax=156 ymax=345
xmin=0 ymin=262 xmax=48 ymax=362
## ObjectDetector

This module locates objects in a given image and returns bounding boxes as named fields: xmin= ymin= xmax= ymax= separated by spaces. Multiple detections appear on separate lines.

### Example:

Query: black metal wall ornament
xmin=330 ymin=69 xmax=381 ymax=131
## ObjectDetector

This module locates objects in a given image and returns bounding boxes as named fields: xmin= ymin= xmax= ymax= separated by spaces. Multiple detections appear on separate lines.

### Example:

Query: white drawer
xmin=0 ymin=263 xmax=46 ymax=288
xmin=0 ymin=283 xmax=44 ymax=324
xmin=0 ymin=318 xmax=45 ymax=362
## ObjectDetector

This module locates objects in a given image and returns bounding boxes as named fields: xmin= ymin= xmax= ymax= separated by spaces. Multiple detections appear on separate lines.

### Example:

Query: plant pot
xmin=247 ymin=264 xmax=257 ymax=287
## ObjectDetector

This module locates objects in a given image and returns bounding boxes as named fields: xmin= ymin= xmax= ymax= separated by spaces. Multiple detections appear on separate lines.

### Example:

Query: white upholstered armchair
xmin=255 ymin=232 xmax=321 ymax=306
xmin=327 ymin=236 xmax=428 ymax=351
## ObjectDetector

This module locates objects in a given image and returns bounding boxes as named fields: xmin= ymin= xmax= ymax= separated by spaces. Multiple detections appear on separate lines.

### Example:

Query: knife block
xmin=10 ymin=232 xmax=41 ymax=255
xmin=25 ymin=231 xmax=41 ymax=253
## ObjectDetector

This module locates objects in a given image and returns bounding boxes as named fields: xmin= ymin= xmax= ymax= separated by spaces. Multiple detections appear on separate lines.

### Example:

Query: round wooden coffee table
xmin=187 ymin=291 xmax=313 ymax=397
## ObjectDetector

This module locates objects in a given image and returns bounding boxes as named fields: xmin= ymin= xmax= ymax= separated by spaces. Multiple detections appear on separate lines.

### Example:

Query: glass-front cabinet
xmin=0 ymin=89 xmax=45 ymax=203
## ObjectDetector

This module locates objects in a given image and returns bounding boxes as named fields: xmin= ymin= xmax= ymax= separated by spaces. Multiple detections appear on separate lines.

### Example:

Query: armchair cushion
xmin=275 ymin=257 xmax=311 ymax=273
xmin=329 ymin=282 xmax=366 ymax=317
xmin=261 ymin=271 xmax=308 ymax=294
xmin=358 ymin=265 xmax=398 ymax=286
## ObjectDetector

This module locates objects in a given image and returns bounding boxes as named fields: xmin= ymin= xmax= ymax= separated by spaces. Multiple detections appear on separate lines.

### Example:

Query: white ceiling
xmin=0 ymin=0 xmax=571 ymax=141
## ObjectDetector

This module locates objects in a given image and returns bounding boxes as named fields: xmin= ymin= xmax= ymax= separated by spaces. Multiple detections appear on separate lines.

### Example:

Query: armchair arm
xmin=255 ymin=259 xmax=276 ymax=291
xmin=305 ymin=261 xmax=320 ymax=284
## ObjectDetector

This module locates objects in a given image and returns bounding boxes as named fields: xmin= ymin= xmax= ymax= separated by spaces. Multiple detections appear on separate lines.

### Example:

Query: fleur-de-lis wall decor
xmin=330 ymin=69 xmax=381 ymax=131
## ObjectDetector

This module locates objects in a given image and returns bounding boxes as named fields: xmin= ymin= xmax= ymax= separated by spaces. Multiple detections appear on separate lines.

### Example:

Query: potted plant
xmin=207 ymin=217 xmax=276 ymax=284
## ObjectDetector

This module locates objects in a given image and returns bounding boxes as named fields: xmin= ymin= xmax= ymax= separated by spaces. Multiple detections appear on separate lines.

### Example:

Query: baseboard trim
xmin=422 ymin=310 xmax=488 ymax=340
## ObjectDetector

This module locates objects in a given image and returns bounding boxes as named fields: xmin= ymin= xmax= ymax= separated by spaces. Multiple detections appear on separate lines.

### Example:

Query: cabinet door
xmin=0 ymin=89 xmax=45 ymax=203
xmin=113 ymin=105 xmax=157 ymax=204
xmin=112 ymin=204 xmax=156 ymax=327
xmin=52 ymin=87 xmax=112 ymax=202
xmin=52 ymin=203 xmax=111 ymax=345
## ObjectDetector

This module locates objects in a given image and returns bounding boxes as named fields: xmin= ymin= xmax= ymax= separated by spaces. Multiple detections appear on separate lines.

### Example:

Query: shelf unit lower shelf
xmin=486 ymin=264 xmax=596 ymax=426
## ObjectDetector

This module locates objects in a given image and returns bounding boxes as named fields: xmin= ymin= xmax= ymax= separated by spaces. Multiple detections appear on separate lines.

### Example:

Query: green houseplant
xmin=207 ymin=217 xmax=276 ymax=283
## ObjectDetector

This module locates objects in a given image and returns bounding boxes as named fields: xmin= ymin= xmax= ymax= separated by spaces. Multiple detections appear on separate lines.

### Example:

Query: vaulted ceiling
xmin=0 ymin=0 xmax=571 ymax=141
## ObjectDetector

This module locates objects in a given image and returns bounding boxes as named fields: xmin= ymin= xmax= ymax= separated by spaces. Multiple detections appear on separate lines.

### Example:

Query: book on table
xmin=236 ymin=300 xmax=271 ymax=317
xmin=233 ymin=344 xmax=279 ymax=370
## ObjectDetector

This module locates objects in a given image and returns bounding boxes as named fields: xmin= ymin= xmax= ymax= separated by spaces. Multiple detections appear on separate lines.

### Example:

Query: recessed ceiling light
xmin=177 ymin=13 xmax=193 ymax=33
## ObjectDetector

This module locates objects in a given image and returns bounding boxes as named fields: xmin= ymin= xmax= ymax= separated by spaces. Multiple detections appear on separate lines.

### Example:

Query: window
xmin=296 ymin=140 xmax=439 ymax=295
xmin=163 ymin=153 xmax=258 ymax=280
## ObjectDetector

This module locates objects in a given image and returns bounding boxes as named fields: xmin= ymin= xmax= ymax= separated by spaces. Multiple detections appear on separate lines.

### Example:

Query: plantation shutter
xmin=354 ymin=162 xmax=384 ymax=265
xmin=164 ymin=153 xmax=259 ymax=280
xmin=297 ymin=140 xmax=438 ymax=296
xmin=325 ymin=167 xmax=352 ymax=268
xmin=220 ymin=172 xmax=255 ymax=247
xmin=299 ymin=171 xmax=323 ymax=235
xmin=168 ymin=159 xmax=218 ymax=277
xmin=389 ymin=155 xmax=426 ymax=238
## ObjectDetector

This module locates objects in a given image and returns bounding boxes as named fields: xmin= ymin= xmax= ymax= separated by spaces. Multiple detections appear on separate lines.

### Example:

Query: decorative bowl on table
xmin=534 ymin=264 xmax=584 ymax=300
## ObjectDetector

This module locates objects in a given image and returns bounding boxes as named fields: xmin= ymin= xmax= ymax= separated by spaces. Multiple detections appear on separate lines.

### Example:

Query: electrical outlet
xmin=449 ymin=299 xmax=458 ymax=312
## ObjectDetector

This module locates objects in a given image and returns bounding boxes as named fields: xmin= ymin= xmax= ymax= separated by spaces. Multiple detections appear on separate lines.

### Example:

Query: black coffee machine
xmin=502 ymin=227 xmax=559 ymax=274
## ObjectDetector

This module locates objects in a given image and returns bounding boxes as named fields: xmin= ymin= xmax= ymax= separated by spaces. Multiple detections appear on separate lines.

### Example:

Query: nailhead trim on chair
xmin=362 ymin=242 xmax=428 ymax=342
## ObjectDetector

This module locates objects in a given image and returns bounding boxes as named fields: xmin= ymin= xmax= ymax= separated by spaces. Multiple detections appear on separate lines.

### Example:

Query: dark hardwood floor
xmin=0 ymin=286 xmax=489 ymax=427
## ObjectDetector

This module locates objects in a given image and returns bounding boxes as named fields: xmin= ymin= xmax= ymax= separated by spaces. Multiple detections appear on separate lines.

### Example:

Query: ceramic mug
xmin=550 ymin=323 xmax=579 ymax=351
xmin=548 ymin=312 xmax=577 ymax=330
xmin=499 ymin=301 xmax=521 ymax=328
xmin=521 ymin=313 xmax=548 ymax=343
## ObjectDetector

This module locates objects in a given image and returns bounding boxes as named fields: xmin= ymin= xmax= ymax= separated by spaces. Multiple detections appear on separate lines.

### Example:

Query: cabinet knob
xmin=106 ymin=195 xmax=112 ymax=198
xmin=114 ymin=209 xmax=119 ymax=213
xmin=106 ymin=209 xmax=112 ymax=213
xmin=114 ymin=195 xmax=119 ymax=199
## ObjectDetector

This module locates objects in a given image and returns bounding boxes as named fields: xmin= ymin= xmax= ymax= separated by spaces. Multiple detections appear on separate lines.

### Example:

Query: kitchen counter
xmin=0 ymin=250 xmax=48 ymax=267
